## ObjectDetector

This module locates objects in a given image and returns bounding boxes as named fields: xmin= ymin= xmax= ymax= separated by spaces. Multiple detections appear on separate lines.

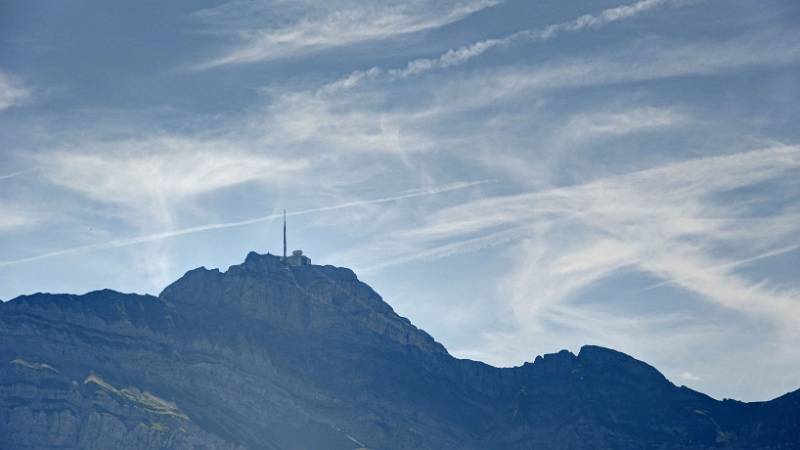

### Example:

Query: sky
xmin=1 ymin=0 xmax=799 ymax=402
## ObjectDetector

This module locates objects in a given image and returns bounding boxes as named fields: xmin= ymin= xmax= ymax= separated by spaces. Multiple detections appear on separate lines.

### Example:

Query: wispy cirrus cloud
xmin=323 ymin=0 xmax=682 ymax=93
xmin=561 ymin=107 xmax=688 ymax=138
xmin=348 ymin=145 xmax=800 ymax=324
xmin=35 ymin=138 xmax=310 ymax=287
xmin=0 ymin=179 xmax=490 ymax=267
xmin=193 ymin=0 xmax=501 ymax=69
xmin=264 ymin=29 xmax=797 ymax=163
xmin=341 ymin=145 xmax=800 ymax=398
xmin=0 ymin=70 xmax=31 ymax=110
xmin=0 ymin=206 xmax=40 ymax=232
xmin=33 ymin=26 xmax=790 ymax=288
xmin=0 ymin=169 xmax=36 ymax=181
xmin=40 ymin=139 xmax=309 ymax=211
xmin=421 ymin=30 xmax=800 ymax=112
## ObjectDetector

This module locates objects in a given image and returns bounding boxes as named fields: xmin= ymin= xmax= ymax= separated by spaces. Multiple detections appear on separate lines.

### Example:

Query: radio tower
xmin=282 ymin=209 xmax=287 ymax=261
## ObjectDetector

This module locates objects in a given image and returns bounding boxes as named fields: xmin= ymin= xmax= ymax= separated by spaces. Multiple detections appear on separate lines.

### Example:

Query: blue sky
xmin=1 ymin=0 xmax=799 ymax=401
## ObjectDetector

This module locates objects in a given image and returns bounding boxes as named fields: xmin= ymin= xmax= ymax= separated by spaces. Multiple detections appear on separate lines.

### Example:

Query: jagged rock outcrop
xmin=0 ymin=252 xmax=797 ymax=449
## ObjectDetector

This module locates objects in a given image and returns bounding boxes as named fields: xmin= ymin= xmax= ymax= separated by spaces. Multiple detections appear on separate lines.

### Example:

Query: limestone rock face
xmin=0 ymin=252 xmax=797 ymax=449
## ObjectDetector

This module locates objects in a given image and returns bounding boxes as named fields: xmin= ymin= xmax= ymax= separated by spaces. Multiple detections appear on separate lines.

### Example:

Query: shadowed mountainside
xmin=1 ymin=252 xmax=798 ymax=449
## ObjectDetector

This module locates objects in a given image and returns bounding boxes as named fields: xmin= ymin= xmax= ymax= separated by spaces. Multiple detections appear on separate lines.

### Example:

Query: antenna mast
xmin=282 ymin=209 xmax=287 ymax=261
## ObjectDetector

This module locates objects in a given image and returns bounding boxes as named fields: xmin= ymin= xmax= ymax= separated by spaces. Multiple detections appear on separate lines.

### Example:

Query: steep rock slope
xmin=0 ymin=252 xmax=797 ymax=449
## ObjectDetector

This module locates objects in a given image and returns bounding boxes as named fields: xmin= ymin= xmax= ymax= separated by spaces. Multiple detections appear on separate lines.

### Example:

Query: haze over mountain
xmin=2 ymin=253 xmax=798 ymax=449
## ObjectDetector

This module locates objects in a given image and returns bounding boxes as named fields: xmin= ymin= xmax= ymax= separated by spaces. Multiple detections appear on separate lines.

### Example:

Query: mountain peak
xmin=1 ymin=252 xmax=798 ymax=449
xmin=158 ymin=251 xmax=448 ymax=357
xmin=577 ymin=344 xmax=669 ymax=383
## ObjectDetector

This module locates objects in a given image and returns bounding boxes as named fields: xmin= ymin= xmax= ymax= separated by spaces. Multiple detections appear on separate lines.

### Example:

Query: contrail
xmin=0 ymin=180 xmax=492 ymax=267
xmin=323 ymin=0 xmax=681 ymax=93
xmin=0 ymin=168 xmax=36 ymax=181
xmin=637 ymin=242 xmax=800 ymax=293
xmin=357 ymin=224 xmax=533 ymax=273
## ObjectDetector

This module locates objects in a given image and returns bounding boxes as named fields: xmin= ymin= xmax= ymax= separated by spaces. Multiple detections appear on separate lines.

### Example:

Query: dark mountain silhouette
xmin=1 ymin=252 xmax=797 ymax=449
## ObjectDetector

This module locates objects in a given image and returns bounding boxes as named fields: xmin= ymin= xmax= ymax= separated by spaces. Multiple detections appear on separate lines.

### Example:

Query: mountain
xmin=1 ymin=252 xmax=797 ymax=449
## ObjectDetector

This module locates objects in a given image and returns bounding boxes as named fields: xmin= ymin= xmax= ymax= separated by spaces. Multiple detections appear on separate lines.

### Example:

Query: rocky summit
xmin=0 ymin=252 xmax=798 ymax=449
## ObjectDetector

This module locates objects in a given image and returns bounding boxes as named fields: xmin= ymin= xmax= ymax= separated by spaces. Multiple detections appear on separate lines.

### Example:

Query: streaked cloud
xmin=0 ymin=206 xmax=39 ymax=232
xmin=0 ymin=169 xmax=35 ymax=181
xmin=258 ymin=28 xmax=797 ymax=173
xmin=348 ymin=145 xmax=800 ymax=323
xmin=35 ymin=138 xmax=310 ymax=287
xmin=0 ymin=70 xmax=30 ymax=110
xmin=40 ymin=139 xmax=309 ymax=209
xmin=424 ymin=31 xmax=800 ymax=112
xmin=193 ymin=0 xmax=501 ymax=68
xmin=0 ymin=180 xmax=490 ymax=267
xmin=342 ymin=145 xmax=800 ymax=398
xmin=324 ymin=0 xmax=681 ymax=93
xmin=561 ymin=107 xmax=687 ymax=138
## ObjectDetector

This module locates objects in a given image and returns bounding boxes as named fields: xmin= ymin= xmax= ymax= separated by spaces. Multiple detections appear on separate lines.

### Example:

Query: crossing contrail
xmin=0 ymin=168 xmax=36 ymax=181
xmin=0 ymin=180 xmax=492 ymax=267
xmin=637 ymin=242 xmax=800 ymax=293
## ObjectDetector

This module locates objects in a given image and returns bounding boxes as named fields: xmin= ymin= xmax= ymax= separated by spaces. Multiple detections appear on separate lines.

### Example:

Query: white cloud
xmin=36 ymin=137 xmax=309 ymax=288
xmin=0 ymin=70 xmax=31 ymax=110
xmin=421 ymin=31 xmax=800 ymax=114
xmin=348 ymin=145 xmax=800 ymax=324
xmin=326 ymin=30 xmax=800 ymax=123
xmin=558 ymin=0 xmax=675 ymax=32
xmin=0 ymin=206 xmax=38 ymax=232
xmin=336 ymin=145 xmax=800 ymax=399
xmin=261 ymin=90 xmax=444 ymax=156
xmin=562 ymin=107 xmax=687 ymax=137
xmin=0 ymin=179 xmax=490 ymax=267
xmin=41 ymin=138 xmax=309 ymax=210
xmin=0 ymin=169 xmax=35 ymax=181
xmin=300 ymin=30 xmax=800 ymax=167
xmin=193 ymin=0 xmax=500 ymax=68
xmin=324 ymin=0 xmax=680 ymax=92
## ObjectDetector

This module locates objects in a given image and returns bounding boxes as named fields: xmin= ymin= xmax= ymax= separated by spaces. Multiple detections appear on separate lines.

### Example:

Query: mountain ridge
xmin=1 ymin=252 xmax=798 ymax=449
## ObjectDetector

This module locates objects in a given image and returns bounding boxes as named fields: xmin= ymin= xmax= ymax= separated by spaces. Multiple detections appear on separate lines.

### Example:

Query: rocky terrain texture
xmin=1 ymin=252 xmax=798 ymax=449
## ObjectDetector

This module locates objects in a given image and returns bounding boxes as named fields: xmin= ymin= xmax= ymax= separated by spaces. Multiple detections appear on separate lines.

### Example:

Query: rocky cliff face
xmin=1 ymin=252 xmax=797 ymax=450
